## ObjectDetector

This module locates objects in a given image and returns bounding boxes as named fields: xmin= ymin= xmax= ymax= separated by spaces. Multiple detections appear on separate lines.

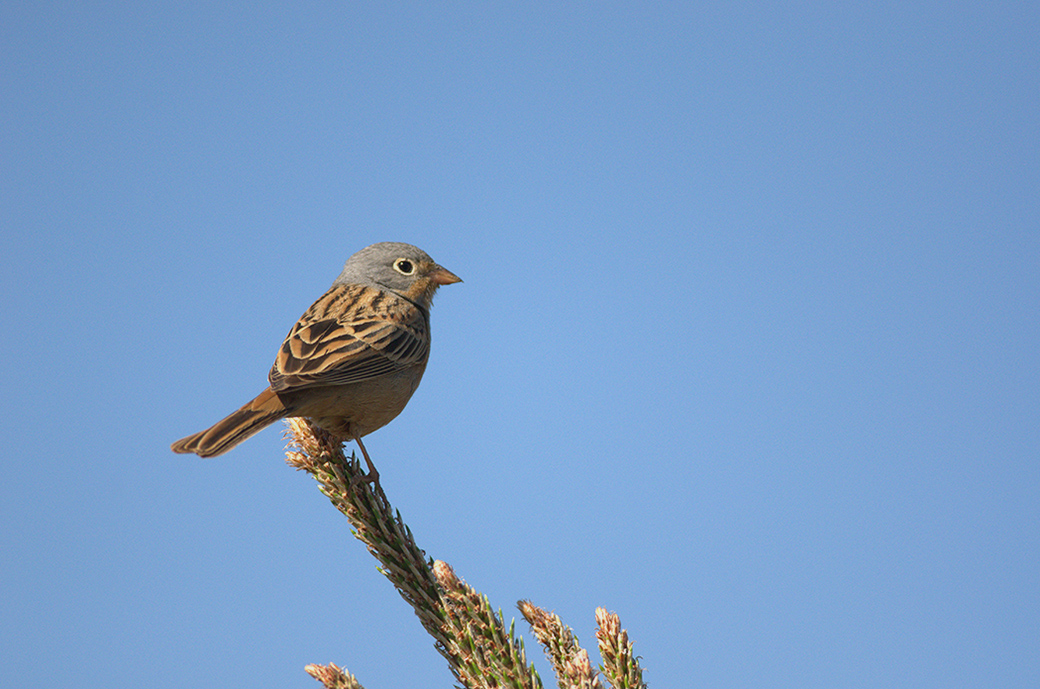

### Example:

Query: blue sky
xmin=2 ymin=3 xmax=1037 ymax=687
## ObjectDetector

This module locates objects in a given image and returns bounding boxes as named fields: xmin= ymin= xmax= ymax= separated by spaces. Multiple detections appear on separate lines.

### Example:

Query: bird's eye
xmin=393 ymin=258 xmax=415 ymax=275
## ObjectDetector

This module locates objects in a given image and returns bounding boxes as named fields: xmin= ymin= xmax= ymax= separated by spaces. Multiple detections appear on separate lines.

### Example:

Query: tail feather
xmin=171 ymin=388 xmax=288 ymax=457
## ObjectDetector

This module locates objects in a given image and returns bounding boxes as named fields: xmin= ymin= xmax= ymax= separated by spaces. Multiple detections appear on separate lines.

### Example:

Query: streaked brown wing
xmin=269 ymin=283 xmax=430 ymax=392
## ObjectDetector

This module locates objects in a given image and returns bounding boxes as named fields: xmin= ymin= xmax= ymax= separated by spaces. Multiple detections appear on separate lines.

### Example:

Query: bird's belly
xmin=286 ymin=366 xmax=425 ymax=440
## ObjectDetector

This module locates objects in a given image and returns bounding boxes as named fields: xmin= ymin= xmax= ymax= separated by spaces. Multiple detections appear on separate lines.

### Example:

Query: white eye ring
xmin=393 ymin=258 xmax=416 ymax=275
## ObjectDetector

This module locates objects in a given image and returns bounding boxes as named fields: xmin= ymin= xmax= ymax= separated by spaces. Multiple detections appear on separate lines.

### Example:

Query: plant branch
xmin=283 ymin=418 xmax=542 ymax=689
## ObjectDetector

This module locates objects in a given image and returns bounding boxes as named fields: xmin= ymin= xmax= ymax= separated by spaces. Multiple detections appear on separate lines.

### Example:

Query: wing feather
xmin=269 ymin=284 xmax=430 ymax=391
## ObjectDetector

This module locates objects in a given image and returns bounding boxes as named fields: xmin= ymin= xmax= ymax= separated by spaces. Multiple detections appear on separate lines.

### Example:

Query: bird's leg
xmin=354 ymin=435 xmax=380 ymax=487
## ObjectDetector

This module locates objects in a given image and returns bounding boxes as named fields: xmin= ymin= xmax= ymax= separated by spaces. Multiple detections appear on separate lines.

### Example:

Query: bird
xmin=171 ymin=242 xmax=461 ymax=479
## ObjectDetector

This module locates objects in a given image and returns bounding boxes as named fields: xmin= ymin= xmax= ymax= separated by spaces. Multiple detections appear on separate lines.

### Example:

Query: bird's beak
xmin=429 ymin=265 xmax=462 ymax=285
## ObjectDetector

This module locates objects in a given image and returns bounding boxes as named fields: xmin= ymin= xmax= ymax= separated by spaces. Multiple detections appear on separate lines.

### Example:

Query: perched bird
xmin=171 ymin=242 xmax=461 ymax=478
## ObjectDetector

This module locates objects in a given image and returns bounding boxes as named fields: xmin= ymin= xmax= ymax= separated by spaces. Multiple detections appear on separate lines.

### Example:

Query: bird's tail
xmin=171 ymin=387 xmax=289 ymax=457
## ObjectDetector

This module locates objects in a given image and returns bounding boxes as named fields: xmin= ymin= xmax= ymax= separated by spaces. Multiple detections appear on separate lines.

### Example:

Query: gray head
xmin=333 ymin=242 xmax=461 ymax=306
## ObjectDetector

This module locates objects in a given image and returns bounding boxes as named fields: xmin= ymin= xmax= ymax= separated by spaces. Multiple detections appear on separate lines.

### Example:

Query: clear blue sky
xmin=3 ymin=3 xmax=1037 ymax=687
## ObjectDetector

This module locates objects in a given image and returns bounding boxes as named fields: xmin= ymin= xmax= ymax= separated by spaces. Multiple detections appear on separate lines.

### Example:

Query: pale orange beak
xmin=429 ymin=265 xmax=462 ymax=285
